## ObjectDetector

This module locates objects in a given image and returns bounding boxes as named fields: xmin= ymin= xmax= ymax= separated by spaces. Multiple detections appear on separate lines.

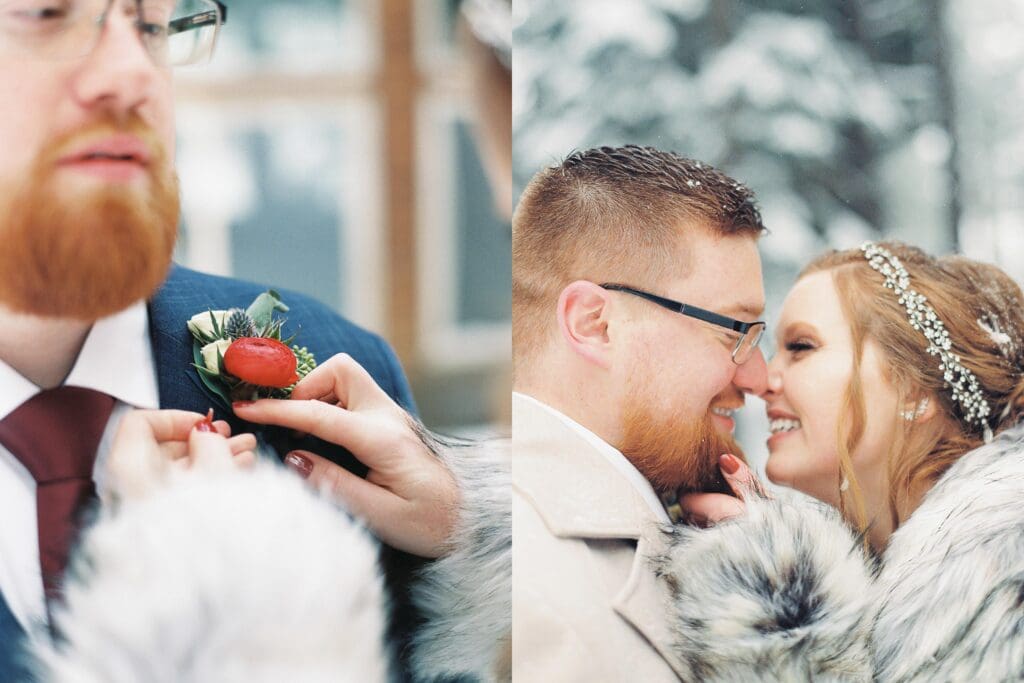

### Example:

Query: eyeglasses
xmin=600 ymin=283 xmax=766 ymax=364
xmin=0 ymin=0 xmax=228 ymax=67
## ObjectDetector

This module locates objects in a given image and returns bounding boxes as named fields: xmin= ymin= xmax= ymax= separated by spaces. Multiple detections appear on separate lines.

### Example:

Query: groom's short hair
xmin=512 ymin=145 xmax=765 ymax=361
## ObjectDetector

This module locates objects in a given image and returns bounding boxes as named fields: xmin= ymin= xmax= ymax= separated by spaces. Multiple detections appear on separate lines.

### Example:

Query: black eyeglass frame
xmin=599 ymin=283 xmax=766 ymax=363
xmin=168 ymin=1 xmax=227 ymax=35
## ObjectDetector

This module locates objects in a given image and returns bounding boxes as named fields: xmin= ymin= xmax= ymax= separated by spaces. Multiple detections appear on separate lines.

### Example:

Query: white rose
xmin=200 ymin=339 xmax=232 ymax=375
xmin=187 ymin=310 xmax=230 ymax=339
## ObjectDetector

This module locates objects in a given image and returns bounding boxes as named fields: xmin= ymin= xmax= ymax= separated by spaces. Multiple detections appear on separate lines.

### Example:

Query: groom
xmin=0 ymin=3 xmax=442 ymax=680
xmin=512 ymin=145 xmax=769 ymax=679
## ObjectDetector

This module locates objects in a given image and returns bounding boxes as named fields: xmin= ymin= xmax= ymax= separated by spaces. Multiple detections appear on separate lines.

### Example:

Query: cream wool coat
xmin=512 ymin=394 xmax=686 ymax=681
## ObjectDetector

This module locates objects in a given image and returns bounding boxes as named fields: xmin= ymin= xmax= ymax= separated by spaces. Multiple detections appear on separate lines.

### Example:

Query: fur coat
xmin=655 ymin=421 xmax=1024 ymax=682
xmin=29 ymin=437 xmax=510 ymax=683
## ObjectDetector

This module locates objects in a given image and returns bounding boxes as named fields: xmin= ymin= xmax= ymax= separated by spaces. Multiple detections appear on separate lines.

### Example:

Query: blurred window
xmin=175 ymin=0 xmax=511 ymax=428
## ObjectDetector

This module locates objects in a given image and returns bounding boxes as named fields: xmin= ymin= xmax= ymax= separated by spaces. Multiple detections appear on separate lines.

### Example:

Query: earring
xmin=902 ymin=397 xmax=930 ymax=421
xmin=839 ymin=477 xmax=849 ymax=492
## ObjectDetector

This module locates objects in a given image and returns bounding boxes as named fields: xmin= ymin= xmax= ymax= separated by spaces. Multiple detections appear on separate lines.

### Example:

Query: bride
xmin=664 ymin=240 xmax=1024 ymax=681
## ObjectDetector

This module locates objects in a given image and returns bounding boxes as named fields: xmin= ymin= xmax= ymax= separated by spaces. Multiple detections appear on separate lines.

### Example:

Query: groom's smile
xmin=710 ymin=406 xmax=737 ymax=434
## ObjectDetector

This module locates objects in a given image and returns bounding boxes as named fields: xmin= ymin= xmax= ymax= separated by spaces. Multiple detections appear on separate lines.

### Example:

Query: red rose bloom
xmin=224 ymin=337 xmax=299 ymax=388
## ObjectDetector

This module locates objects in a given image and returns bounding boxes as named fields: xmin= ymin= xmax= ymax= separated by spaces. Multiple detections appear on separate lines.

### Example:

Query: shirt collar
xmin=0 ymin=302 xmax=160 ymax=419
xmin=65 ymin=302 xmax=159 ymax=409
xmin=513 ymin=392 xmax=671 ymax=525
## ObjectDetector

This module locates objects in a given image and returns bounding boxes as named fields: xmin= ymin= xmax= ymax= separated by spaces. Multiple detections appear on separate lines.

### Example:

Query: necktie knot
xmin=0 ymin=386 xmax=115 ymax=483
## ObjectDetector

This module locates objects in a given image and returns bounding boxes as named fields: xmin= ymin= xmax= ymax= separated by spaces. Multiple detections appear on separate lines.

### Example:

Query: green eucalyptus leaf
xmin=247 ymin=291 xmax=288 ymax=330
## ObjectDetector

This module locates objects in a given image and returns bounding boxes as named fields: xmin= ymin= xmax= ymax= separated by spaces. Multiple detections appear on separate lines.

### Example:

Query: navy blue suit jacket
xmin=0 ymin=265 xmax=419 ymax=681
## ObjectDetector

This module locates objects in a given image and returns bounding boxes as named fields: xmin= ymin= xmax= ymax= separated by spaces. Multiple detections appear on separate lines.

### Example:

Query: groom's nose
xmin=732 ymin=347 xmax=768 ymax=396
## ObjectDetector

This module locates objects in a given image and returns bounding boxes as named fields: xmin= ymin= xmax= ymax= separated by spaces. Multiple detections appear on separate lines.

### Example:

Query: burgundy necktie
xmin=0 ymin=387 xmax=115 ymax=603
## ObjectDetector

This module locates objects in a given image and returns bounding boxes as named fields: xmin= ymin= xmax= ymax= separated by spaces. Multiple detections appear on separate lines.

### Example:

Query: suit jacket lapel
xmin=148 ymin=266 xmax=246 ymax=430
xmin=513 ymin=395 xmax=687 ymax=677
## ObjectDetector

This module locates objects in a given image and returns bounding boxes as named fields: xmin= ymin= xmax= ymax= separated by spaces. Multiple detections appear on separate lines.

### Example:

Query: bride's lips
xmin=766 ymin=408 xmax=801 ymax=450
xmin=56 ymin=134 xmax=152 ymax=182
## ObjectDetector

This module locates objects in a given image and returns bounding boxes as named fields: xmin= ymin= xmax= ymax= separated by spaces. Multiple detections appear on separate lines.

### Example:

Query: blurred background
xmin=514 ymin=0 xmax=1024 ymax=476
xmin=173 ymin=0 xmax=512 ymax=435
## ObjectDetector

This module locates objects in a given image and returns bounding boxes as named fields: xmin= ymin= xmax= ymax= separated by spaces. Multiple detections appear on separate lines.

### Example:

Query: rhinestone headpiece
xmin=861 ymin=242 xmax=992 ymax=433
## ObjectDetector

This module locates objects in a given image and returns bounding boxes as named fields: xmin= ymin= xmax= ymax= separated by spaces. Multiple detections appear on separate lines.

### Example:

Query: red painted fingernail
xmin=720 ymin=453 xmax=740 ymax=475
xmin=233 ymin=401 xmax=254 ymax=409
xmin=194 ymin=408 xmax=216 ymax=432
xmin=285 ymin=452 xmax=313 ymax=480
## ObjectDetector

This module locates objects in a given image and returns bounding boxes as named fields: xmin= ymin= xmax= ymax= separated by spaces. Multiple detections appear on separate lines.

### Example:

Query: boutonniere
xmin=187 ymin=290 xmax=316 ymax=409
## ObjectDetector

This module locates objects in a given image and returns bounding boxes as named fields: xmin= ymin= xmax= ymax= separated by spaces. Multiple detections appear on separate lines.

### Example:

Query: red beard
xmin=0 ymin=115 xmax=179 ymax=320
xmin=620 ymin=396 xmax=745 ymax=498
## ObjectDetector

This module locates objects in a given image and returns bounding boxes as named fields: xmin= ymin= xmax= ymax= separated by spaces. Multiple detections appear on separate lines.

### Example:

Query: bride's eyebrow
xmin=775 ymin=320 xmax=819 ymax=345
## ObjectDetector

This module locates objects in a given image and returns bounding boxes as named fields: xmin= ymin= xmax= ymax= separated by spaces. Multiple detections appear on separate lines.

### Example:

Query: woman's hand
xmin=107 ymin=410 xmax=257 ymax=501
xmin=679 ymin=453 xmax=767 ymax=526
xmin=232 ymin=353 xmax=459 ymax=559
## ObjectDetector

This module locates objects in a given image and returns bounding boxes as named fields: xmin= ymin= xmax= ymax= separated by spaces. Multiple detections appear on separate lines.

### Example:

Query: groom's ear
xmin=557 ymin=281 xmax=613 ymax=370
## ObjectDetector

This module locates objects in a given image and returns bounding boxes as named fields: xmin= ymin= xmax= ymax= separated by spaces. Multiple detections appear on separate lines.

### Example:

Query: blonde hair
xmin=801 ymin=242 xmax=1024 ymax=533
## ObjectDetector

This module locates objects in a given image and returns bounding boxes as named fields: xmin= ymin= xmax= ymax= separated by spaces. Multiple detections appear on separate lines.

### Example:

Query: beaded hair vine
xmin=861 ymin=242 xmax=993 ymax=440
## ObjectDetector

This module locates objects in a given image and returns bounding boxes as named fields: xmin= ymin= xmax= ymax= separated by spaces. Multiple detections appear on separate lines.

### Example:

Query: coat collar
xmin=612 ymin=532 xmax=688 ymax=679
xmin=513 ymin=394 xmax=688 ymax=678
xmin=513 ymin=393 xmax=651 ymax=539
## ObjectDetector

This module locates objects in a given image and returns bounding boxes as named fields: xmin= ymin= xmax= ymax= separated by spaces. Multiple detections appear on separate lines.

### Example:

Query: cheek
xmin=853 ymin=388 xmax=900 ymax=468
xmin=0 ymin=73 xmax=51 ymax=180
xmin=790 ymin=355 xmax=850 ymax=452
xmin=154 ymin=85 xmax=176 ymax=160
xmin=765 ymin=359 xmax=848 ymax=493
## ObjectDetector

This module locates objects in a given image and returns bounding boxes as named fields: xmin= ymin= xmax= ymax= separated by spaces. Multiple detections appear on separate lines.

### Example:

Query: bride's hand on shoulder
xmin=232 ymin=353 xmax=459 ymax=559
xmin=107 ymin=409 xmax=257 ymax=501
xmin=679 ymin=454 xmax=767 ymax=526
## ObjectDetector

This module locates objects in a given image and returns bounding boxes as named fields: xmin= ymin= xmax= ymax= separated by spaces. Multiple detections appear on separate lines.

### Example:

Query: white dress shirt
xmin=513 ymin=392 xmax=671 ymax=525
xmin=0 ymin=302 xmax=159 ymax=633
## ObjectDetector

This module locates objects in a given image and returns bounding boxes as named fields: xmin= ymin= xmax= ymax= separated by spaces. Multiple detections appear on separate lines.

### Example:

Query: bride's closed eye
xmin=784 ymin=338 xmax=817 ymax=357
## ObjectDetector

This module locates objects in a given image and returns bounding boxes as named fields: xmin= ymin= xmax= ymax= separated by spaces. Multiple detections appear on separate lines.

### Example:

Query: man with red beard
xmin=512 ymin=145 xmax=769 ymax=680
xmin=0 ymin=3 xmax=440 ymax=679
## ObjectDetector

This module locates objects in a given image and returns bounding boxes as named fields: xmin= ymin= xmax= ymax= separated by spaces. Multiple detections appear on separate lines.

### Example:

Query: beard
xmin=619 ymin=387 xmax=745 ymax=499
xmin=0 ymin=115 xmax=179 ymax=320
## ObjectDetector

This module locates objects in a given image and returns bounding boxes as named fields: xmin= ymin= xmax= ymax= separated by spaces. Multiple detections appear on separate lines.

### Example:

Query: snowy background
xmin=514 ymin=0 xmax=1024 ymax=477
